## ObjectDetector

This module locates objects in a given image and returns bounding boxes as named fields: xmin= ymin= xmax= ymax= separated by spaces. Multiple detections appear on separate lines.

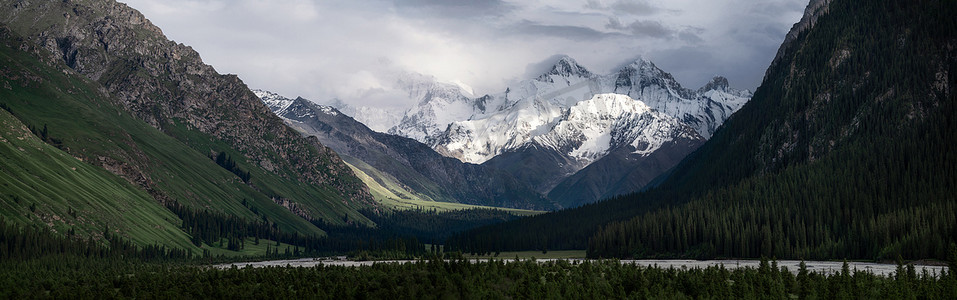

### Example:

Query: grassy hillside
xmin=0 ymin=23 xmax=515 ymax=257
xmin=344 ymin=157 xmax=434 ymax=204
xmin=345 ymin=159 xmax=541 ymax=216
xmin=0 ymin=27 xmax=340 ymax=230
xmin=0 ymin=107 xmax=195 ymax=249
xmin=0 ymin=0 xmax=376 ymax=226
xmin=0 ymin=25 xmax=347 ymax=247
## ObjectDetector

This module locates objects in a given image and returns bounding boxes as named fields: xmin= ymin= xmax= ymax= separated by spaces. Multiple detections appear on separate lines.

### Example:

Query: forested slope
xmin=449 ymin=0 xmax=957 ymax=260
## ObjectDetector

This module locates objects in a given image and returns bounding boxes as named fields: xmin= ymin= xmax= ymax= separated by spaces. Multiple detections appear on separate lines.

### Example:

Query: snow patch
xmin=253 ymin=89 xmax=295 ymax=115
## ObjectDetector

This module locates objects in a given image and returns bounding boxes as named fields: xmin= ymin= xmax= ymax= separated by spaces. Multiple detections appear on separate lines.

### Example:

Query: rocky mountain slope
xmin=479 ymin=93 xmax=705 ymax=205
xmin=254 ymin=90 xmax=554 ymax=210
xmin=0 ymin=0 xmax=375 ymax=231
xmin=0 ymin=23 xmax=338 ymax=253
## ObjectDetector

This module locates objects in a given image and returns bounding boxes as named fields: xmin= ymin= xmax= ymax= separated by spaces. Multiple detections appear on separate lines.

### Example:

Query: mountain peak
xmin=630 ymin=55 xmax=652 ymax=65
xmin=619 ymin=56 xmax=659 ymax=74
xmin=294 ymin=96 xmax=311 ymax=104
xmin=253 ymin=89 xmax=296 ymax=114
xmin=699 ymin=76 xmax=730 ymax=92
xmin=537 ymin=56 xmax=592 ymax=80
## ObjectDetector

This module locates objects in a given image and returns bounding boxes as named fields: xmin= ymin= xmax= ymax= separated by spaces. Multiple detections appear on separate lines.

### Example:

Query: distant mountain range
xmin=4 ymin=0 xmax=951 ymax=265
xmin=254 ymin=90 xmax=553 ymax=210
xmin=318 ymin=56 xmax=751 ymax=207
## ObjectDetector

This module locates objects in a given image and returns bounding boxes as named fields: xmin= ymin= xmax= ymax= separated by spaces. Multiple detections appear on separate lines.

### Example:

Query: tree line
xmin=212 ymin=152 xmax=251 ymax=183
xmin=0 ymin=103 xmax=63 ymax=149
xmin=1 ymin=255 xmax=955 ymax=298
xmin=0 ymin=218 xmax=190 ymax=261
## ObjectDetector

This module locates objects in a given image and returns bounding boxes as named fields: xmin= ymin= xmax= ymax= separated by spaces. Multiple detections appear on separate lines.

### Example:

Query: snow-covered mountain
xmin=609 ymin=59 xmax=752 ymax=139
xmin=537 ymin=93 xmax=698 ymax=161
xmin=438 ymin=92 xmax=697 ymax=167
xmin=324 ymin=98 xmax=403 ymax=133
xmin=254 ymin=89 xmax=296 ymax=116
xmin=309 ymin=55 xmax=750 ymax=206
xmin=430 ymin=57 xmax=601 ymax=164
xmin=387 ymin=76 xmax=486 ymax=145
xmin=403 ymin=56 xmax=748 ymax=165
xmin=375 ymin=56 xmax=749 ymax=204
xmin=254 ymin=90 xmax=554 ymax=210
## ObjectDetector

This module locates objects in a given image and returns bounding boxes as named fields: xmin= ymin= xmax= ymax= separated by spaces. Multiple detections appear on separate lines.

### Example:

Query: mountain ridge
xmin=328 ymin=54 xmax=749 ymax=206
xmin=419 ymin=56 xmax=748 ymax=166
xmin=0 ymin=0 xmax=380 ymax=238
xmin=256 ymin=90 xmax=555 ymax=210
xmin=433 ymin=56 xmax=744 ymax=203
xmin=0 ymin=24 xmax=341 ymax=253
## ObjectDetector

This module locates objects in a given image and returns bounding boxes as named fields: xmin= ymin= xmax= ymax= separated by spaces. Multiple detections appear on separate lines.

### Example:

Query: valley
xmin=259 ymin=55 xmax=747 ymax=209
xmin=0 ymin=0 xmax=954 ymax=297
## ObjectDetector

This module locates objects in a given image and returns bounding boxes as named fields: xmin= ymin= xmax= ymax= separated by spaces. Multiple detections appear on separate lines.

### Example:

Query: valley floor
xmin=3 ymin=255 xmax=954 ymax=298
xmin=217 ymin=257 xmax=948 ymax=277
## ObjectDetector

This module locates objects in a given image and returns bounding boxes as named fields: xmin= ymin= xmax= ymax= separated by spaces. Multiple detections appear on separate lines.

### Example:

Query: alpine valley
xmin=254 ymin=89 xmax=553 ymax=211
xmin=0 ymin=0 xmax=955 ymax=298
xmin=265 ymin=56 xmax=751 ymax=208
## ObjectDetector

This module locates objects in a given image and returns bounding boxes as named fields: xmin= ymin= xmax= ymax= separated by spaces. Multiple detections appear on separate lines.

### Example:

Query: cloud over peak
xmin=121 ymin=0 xmax=806 ymax=108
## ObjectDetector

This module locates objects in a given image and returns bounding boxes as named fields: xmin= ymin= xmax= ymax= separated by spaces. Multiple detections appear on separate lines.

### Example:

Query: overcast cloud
xmin=120 ymin=0 xmax=806 ymax=110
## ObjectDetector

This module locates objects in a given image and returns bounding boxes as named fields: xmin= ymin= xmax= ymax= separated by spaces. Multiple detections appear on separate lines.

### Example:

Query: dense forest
xmin=1 ymin=255 xmax=955 ymax=298
xmin=448 ymin=0 xmax=957 ymax=261
xmin=0 ymin=218 xmax=191 ymax=261
xmin=3 ymin=214 xmax=956 ymax=298
xmin=166 ymin=202 xmax=523 ymax=258
xmin=360 ymin=208 xmax=520 ymax=244
xmin=0 ymin=201 xmax=521 ymax=261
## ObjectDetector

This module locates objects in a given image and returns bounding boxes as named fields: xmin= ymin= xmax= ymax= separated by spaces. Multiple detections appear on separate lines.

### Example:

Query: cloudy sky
xmin=120 ymin=0 xmax=807 ymax=110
